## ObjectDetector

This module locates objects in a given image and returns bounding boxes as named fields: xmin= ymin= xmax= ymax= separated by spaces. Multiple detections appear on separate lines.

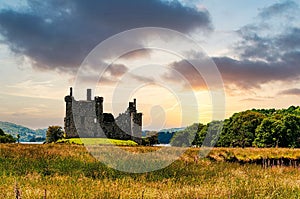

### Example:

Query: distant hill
xmin=0 ymin=121 xmax=46 ymax=142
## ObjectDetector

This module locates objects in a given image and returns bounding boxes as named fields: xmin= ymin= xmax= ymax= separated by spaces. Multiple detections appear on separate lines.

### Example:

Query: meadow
xmin=57 ymin=138 xmax=138 ymax=146
xmin=1 ymin=144 xmax=300 ymax=198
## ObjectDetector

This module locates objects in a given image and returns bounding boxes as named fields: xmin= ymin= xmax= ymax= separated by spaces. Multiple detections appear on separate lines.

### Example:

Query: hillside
xmin=0 ymin=121 xmax=46 ymax=142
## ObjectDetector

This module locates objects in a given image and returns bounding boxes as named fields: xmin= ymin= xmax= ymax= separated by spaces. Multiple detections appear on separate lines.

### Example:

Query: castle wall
xmin=64 ymin=88 xmax=142 ymax=143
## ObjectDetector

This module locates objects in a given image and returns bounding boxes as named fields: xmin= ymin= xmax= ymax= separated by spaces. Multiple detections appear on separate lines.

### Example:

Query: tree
xmin=0 ymin=128 xmax=4 ymax=136
xmin=192 ymin=123 xmax=206 ymax=146
xmin=16 ymin=134 xmax=20 ymax=143
xmin=254 ymin=117 xmax=281 ymax=147
xmin=220 ymin=111 xmax=266 ymax=147
xmin=0 ymin=128 xmax=16 ymax=143
xmin=171 ymin=123 xmax=201 ymax=147
xmin=254 ymin=114 xmax=300 ymax=148
xmin=46 ymin=126 xmax=64 ymax=143
xmin=192 ymin=121 xmax=223 ymax=147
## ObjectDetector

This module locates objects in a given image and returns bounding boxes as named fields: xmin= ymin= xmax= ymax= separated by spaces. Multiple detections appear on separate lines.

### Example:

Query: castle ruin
xmin=64 ymin=88 xmax=142 ymax=144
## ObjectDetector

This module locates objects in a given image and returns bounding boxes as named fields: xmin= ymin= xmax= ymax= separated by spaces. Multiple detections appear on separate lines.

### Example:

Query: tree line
xmin=171 ymin=106 xmax=300 ymax=148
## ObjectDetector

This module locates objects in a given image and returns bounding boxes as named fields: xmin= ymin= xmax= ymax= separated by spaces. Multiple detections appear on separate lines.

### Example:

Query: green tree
xmin=254 ymin=117 xmax=280 ymax=147
xmin=220 ymin=111 xmax=265 ymax=147
xmin=192 ymin=123 xmax=206 ymax=146
xmin=254 ymin=114 xmax=300 ymax=148
xmin=0 ymin=128 xmax=4 ymax=136
xmin=16 ymin=134 xmax=20 ymax=143
xmin=192 ymin=121 xmax=223 ymax=147
xmin=0 ymin=128 xmax=16 ymax=143
xmin=46 ymin=126 xmax=64 ymax=143
xmin=170 ymin=123 xmax=200 ymax=147
xmin=282 ymin=114 xmax=300 ymax=147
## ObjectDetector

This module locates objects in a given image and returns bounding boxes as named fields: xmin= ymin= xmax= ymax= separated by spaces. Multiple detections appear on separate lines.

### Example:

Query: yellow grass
xmin=1 ymin=144 xmax=300 ymax=198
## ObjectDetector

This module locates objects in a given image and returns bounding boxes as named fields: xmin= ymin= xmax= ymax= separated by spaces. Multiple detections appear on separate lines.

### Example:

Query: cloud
xmin=118 ymin=49 xmax=153 ymax=61
xmin=163 ymin=59 xmax=207 ymax=90
xmin=206 ymin=1 xmax=300 ymax=90
xmin=258 ymin=0 xmax=298 ymax=19
xmin=278 ymin=88 xmax=300 ymax=96
xmin=130 ymin=74 xmax=155 ymax=84
xmin=0 ymin=0 xmax=212 ymax=72
xmin=77 ymin=63 xmax=129 ymax=85
xmin=213 ymin=56 xmax=300 ymax=89
xmin=239 ymin=98 xmax=264 ymax=102
xmin=105 ymin=64 xmax=128 ymax=77
xmin=160 ymin=1 xmax=300 ymax=92
xmin=163 ymin=52 xmax=300 ymax=91
xmin=235 ymin=1 xmax=300 ymax=62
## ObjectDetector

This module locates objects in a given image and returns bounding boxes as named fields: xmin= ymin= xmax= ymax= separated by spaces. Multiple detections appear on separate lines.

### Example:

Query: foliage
xmin=173 ymin=106 xmax=300 ymax=148
xmin=46 ymin=126 xmax=64 ymax=143
xmin=254 ymin=114 xmax=300 ymax=148
xmin=142 ymin=133 xmax=159 ymax=146
xmin=219 ymin=110 xmax=266 ymax=147
xmin=0 ymin=128 xmax=16 ymax=143
xmin=0 ymin=128 xmax=4 ymax=136
xmin=170 ymin=123 xmax=201 ymax=147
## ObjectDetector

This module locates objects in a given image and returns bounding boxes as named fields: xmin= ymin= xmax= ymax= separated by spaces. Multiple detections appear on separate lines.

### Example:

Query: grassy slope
xmin=0 ymin=144 xmax=300 ymax=198
xmin=57 ymin=138 xmax=138 ymax=146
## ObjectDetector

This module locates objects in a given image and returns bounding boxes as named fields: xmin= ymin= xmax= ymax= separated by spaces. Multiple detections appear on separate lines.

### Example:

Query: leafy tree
xmin=46 ymin=126 xmax=64 ymax=143
xmin=252 ymin=108 xmax=276 ymax=116
xmin=16 ymin=134 xmax=20 ymax=143
xmin=283 ymin=114 xmax=300 ymax=147
xmin=254 ymin=114 xmax=300 ymax=148
xmin=192 ymin=121 xmax=223 ymax=147
xmin=254 ymin=117 xmax=282 ymax=147
xmin=192 ymin=123 xmax=206 ymax=146
xmin=142 ymin=131 xmax=159 ymax=146
xmin=0 ymin=128 xmax=4 ymax=136
xmin=170 ymin=123 xmax=200 ymax=147
xmin=220 ymin=111 xmax=266 ymax=147
xmin=0 ymin=128 xmax=16 ymax=143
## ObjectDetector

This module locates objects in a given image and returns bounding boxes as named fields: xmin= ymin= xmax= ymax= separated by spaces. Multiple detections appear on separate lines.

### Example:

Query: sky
xmin=0 ymin=0 xmax=300 ymax=130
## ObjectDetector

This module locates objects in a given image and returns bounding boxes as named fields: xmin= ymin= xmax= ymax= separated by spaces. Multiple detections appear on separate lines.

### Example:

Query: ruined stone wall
xmin=64 ymin=88 xmax=142 ymax=143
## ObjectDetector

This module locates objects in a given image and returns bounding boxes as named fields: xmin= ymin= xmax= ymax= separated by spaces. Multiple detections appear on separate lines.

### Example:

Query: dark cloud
xmin=278 ymin=88 xmax=300 ymax=96
xmin=0 ymin=0 xmax=212 ymax=71
xmin=276 ymin=28 xmax=300 ymax=51
xmin=118 ymin=49 xmax=153 ymax=61
xmin=213 ymin=56 xmax=300 ymax=89
xmin=163 ymin=59 xmax=207 ymax=90
xmin=213 ymin=1 xmax=300 ymax=90
xmin=105 ymin=63 xmax=128 ymax=77
xmin=164 ymin=53 xmax=300 ymax=91
xmin=162 ymin=1 xmax=300 ymax=92
xmin=258 ymin=0 xmax=298 ymax=19
xmin=235 ymin=1 xmax=300 ymax=62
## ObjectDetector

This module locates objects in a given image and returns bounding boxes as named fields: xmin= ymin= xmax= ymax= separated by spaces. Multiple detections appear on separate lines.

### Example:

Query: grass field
xmin=57 ymin=138 xmax=138 ymax=146
xmin=1 ymin=144 xmax=300 ymax=198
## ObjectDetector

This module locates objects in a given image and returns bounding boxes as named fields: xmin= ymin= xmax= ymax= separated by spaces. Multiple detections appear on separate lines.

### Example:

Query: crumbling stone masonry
xmin=64 ymin=88 xmax=142 ymax=144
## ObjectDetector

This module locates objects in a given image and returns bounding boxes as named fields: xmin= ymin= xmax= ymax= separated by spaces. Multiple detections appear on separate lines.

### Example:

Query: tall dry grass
xmin=0 ymin=144 xmax=300 ymax=198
